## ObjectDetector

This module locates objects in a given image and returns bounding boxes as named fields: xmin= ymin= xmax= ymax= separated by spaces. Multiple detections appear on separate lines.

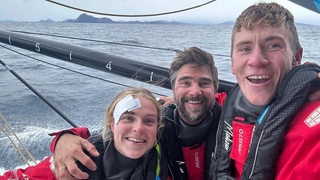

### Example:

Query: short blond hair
xmin=231 ymin=2 xmax=301 ymax=55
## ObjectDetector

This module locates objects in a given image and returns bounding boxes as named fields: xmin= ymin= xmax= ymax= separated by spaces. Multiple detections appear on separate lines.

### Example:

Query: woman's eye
xmin=121 ymin=114 xmax=135 ymax=122
xmin=144 ymin=119 xmax=157 ymax=126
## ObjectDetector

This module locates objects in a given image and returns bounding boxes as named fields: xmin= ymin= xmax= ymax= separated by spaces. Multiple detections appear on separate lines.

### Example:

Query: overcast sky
xmin=1 ymin=0 xmax=320 ymax=25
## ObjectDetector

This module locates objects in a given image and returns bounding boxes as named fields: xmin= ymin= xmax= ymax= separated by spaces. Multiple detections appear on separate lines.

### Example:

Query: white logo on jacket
xmin=224 ymin=121 xmax=233 ymax=151
xmin=305 ymin=106 xmax=320 ymax=127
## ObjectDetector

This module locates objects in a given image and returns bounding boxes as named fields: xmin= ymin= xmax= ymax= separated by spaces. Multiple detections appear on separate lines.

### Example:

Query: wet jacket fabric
xmin=0 ymin=156 xmax=56 ymax=180
xmin=0 ymin=127 xmax=90 ymax=180
xmin=211 ymin=64 xmax=320 ymax=180
xmin=77 ymin=134 xmax=168 ymax=180
xmin=275 ymin=100 xmax=320 ymax=180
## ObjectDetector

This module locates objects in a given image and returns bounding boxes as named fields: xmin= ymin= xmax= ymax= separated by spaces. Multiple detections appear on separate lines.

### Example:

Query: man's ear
xmin=293 ymin=48 xmax=303 ymax=67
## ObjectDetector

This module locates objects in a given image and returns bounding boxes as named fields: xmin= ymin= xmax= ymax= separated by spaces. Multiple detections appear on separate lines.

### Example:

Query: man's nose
xmin=189 ymin=83 xmax=202 ymax=95
xmin=248 ymin=47 xmax=268 ymax=66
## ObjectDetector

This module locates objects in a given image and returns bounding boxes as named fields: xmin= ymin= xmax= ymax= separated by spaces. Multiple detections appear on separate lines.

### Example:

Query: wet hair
xmin=169 ymin=47 xmax=218 ymax=92
xmin=231 ymin=2 xmax=301 ymax=54
xmin=102 ymin=87 xmax=162 ymax=140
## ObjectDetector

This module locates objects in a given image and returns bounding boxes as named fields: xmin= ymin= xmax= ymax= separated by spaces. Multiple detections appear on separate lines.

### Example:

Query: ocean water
xmin=0 ymin=22 xmax=319 ymax=172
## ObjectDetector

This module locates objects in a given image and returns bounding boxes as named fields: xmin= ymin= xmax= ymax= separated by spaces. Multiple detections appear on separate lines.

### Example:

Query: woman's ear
xmin=110 ymin=122 xmax=115 ymax=132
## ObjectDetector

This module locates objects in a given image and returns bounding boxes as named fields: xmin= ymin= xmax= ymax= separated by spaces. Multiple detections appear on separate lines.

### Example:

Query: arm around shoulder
xmin=49 ymin=127 xmax=91 ymax=152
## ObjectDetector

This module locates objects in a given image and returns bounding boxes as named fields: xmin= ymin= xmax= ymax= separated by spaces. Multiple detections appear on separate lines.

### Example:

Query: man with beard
xmin=51 ymin=47 xmax=226 ymax=180
xmin=159 ymin=47 xmax=224 ymax=180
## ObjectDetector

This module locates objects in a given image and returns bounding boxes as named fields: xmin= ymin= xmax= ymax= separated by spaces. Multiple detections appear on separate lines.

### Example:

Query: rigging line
xmin=10 ymin=30 xmax=178 ymax=52
xmin=0 ymin=44 xmax=167 ymax=97
xmin=0 ymin=113 xmax=32 ymax=166
xmin=9 ymin=30 xmax=230 ymax=57
xmin=0 ymin=112 xmax=37 ymax=165
xmin=0 ymin=59 xmax=78 ymax=128
xmin=0 ymin=124 xmax=31 ymax=166
xmin=46 ymin=0 xmax=217 ymax=17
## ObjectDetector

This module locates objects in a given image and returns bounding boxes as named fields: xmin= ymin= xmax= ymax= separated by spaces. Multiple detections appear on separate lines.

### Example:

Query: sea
xmin=0 ymin=22 xmax=319 ymax=173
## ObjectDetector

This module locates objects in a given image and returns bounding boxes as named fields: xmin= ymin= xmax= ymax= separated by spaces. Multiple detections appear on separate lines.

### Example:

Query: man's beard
xmin=176 ymin=96 xmax=209 ymax=125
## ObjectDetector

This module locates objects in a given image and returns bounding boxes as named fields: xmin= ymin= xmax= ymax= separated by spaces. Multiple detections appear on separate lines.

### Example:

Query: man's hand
xmin=157 ymin=96 xmax=175 ymax=107
xmin=53 ymin=133 xmax=99 ymax=179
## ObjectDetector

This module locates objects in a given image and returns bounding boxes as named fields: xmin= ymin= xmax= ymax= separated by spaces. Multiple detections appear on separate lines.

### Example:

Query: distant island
xmin=63 ymin=14 xmax=314 ymax=26
xmin=2 ymin=13 xmax=315 ymax=26
xmin=41 ymin=13 xmax=186 ymax=25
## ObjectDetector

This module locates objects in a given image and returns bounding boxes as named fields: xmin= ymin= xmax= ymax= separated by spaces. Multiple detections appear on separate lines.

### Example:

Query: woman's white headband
xmin=113 ymin=95 xmax=141 ymax=125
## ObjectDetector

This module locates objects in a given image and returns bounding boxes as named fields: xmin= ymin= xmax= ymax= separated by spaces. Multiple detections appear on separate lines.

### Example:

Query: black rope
xmin=9 ymin=30 xmax=230 ymax=58
xmin=46 ymin=0 xmax=217 ymax=17
xmin=0 ymin=59 xmax=78 ymax=128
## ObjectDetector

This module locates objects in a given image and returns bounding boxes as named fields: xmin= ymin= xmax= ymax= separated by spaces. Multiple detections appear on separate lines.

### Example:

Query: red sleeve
xmin=1 ymin=156 xmax=56 ymax=180
xmin=275 ymin=101 xmax=320 ymax=179
xmin=215 ymin=92 xmax=227 ymax=106
xmin=49 ymin=127 xmax=91 ymax=153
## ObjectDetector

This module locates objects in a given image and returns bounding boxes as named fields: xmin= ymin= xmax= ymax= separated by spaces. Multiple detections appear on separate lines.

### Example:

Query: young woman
xmin=76 ymin=87 xmax=168 ymax=179
xmin=1 ymin=87 xmax=168 ymax=180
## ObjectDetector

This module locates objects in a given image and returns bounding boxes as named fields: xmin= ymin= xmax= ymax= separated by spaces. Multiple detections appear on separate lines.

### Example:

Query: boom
xmin=0 ymin=30 xmax=235 ymax=92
